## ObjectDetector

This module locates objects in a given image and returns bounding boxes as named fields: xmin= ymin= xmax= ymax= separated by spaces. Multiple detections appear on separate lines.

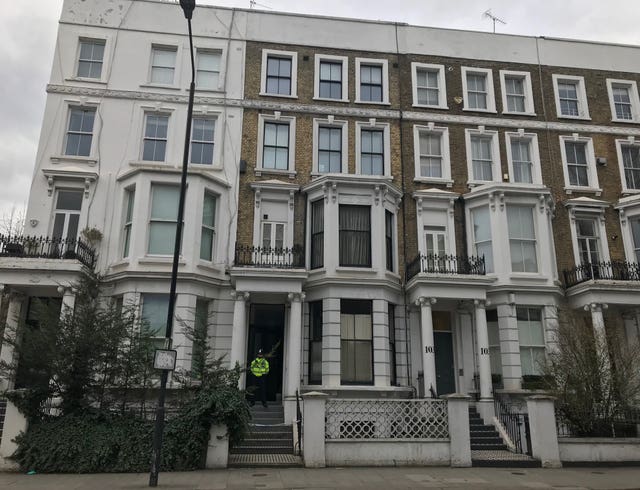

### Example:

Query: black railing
xmin=234 ymin=244 xmax=304 ymax=268
xmin=295 ymin=389 xmax=302 ymax=456
xmin=0 ymin=234 xmax=96 ymax=269
xmin=556 ymin=406 xmax=640 ymax=438
xmin=494 ymin=396 xmax=532 ymax=455
xmin=405 ymin=253 xmax=486 ymax=281
xmin=563 ymin=260 xmax=640 ymax=288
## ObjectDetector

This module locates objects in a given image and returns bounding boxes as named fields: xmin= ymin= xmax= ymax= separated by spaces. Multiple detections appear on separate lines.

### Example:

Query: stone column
xmin=285 ymin=292 xmax=305 ymax=423
xmin=322 ymin=297 xmax=341 ymax=386
xmin=497 ymin=302 xmax=522 ymax=390
xmin=475 ymin=300 xmax=494 ymax=422
xmin=302 ymin=391 xmax=328 ymax=468
xmin=416 ymin=297 xmax=437 ymax=398
xmin=173 ymin=293 xmax=196 ymax=373
xmin=585 ymin=302 xmax=611 ymax=395
xmin=57 ymin=286 xmax=76 ymax=319
xmin=0 ymin=289 xmax=25 ymax=392
xmin=373 ymin=299 xmax=391 ymax=387
xmin=526 ymin=395 xmax=561 ymax=468
xmin=444 ymin=394 xmax=472 ymax=467
xmin=229 ymin=291 xmax=250 ymax=387
xmin=543 ymin=305 xmax=560 ymax=354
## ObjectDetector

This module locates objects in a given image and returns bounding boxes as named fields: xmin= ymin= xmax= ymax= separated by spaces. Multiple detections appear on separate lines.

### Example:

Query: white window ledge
xmin=255 ymin=168 xmax=297 ymax=179
xmin=196 ymin=261 xmax=224 ymax=273
xmin=413 ymin=103 xmax=449 ymax=110
xmin=502 ymin=110 xmax=536 ymax=117
xmin=50 ymin=155 xmax=98 ymax=165
xmin=558 ymin=114 xmax=592 ymax=121
xmin=313 ymin=97 xmax=349 ymax=103
xmin=354 ymin=100 xmax=392 ymax=106
xmin=139 ymin=83 xmax=180 ymax=91
xmin=414 ymin=177 xmax=454 ymax=188
xmin=462 ymin=108 xmax=497 ymax=114
xmin=508 ymin=274 xmax=550 ymax=282
xmin=564 ymin=186 xmax=602 ymax=197
xmin=138 ymin=256 xmax=187 ymax=265
xmin=65 ymin=77 xmax=107 ymax=85
xmin=335 ymin=267 xmax=379 ymax=274
xmin=259 ymin=92 xmax=298 ymax=99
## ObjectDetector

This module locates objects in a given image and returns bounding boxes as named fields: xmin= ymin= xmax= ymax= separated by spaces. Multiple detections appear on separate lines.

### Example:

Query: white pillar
xmin=285 ymin=292 xmax=304 ymax=423
xmin=475 ymin=300 xmax=492 ymax=400
xmin=229 ymin=291 xmax=249 ymax=387
xmin=444 ymin=394 xmax=472 ymax=467
xmin=58 ymin=286 xmax=76 ymax=319
xmin=302 ymin=391 xmax=328 ymax=468
xmin=173 ymin=293 xmax=196 ymax=373
xmin=497 ymin=302 xmax=522 ymax=390
xmin=585 ymin=302 xmax=611 ymax=396
xmin=0 ymin=290 xmax=25 ymax=392
xmin=543 ymin=305 xmax=560 ymax=354
xmin=526 ymin=395 xmax=561 ymax=468
xmin=373 ymin=299 xmax=391 ymax=387
xmin=416 ymin=296 xmax=437 ymax=398
xmin=0 ymin=400 xmax=27 ymax=470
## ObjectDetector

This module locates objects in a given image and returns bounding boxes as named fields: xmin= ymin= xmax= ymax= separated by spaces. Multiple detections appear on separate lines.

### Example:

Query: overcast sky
xmin=1 ymin=0 xmax=639 ymax=221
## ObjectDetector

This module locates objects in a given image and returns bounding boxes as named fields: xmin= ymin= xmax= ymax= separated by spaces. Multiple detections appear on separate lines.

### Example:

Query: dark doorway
xmin=434 ymin=331 xmax=455 ymax=396
xmin=247 ymin=304 xmax=285 ymax=403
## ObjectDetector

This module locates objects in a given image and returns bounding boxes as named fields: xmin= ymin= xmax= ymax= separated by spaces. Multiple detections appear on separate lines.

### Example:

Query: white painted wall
xmin=559 ymin=439 xmax=640 ymax=463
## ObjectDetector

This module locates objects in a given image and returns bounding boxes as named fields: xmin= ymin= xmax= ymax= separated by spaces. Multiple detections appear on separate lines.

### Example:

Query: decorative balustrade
xmin=0 ymin=234 xmax=96 ymax=269
xmin=405 ymin=253 xmax=486 ymax=281
xmin=563 ymin=261 xmax=640 ymax=288
xmin=234 ymin=244 xmax=304 ymax=269
xmin=325 ymin=399 xmax=449 ymax=440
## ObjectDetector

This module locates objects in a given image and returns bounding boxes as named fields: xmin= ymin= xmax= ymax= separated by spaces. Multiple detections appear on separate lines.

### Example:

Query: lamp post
xmin=148 ymin=0 xmax=196 ymax=486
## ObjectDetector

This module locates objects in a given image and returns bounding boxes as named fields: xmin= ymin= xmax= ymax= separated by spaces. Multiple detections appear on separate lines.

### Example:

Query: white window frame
xmin=567 ymin=203 xmax=610 ymax=267
xmin=63 ymin=105 xmax=98 ymax=158
xmin=468 ymin=204 xmax=494 ymax=273
xmin=200 ymin=189 xmax=217 ymax=262
xmin=195 ymin=49 xmax=222 ymax=91
xmin=616 ymin=137 xmax=640 ymax=194
xmin=505 ymin=131 xmax=542 ymax=185
xmin=465 ymin=127 xmax=501 ymax=186
xmin=256 ymin=114 xmax=297 ymax=177
xmin=122 ymin=186 xmax=135 ymax=259
xmin=461 ymin=67 xmax=496 ymax=113
xmin=411 ymin=63 xmax=447 ymax=109
xmin=189 ymin=114 xmax=218 ymax=166
xmin=607 ymin=79 xmax=640 ymax=123
xmin=499 ymin=70 xmax=535 ymax=116
xmin=355 ymin=120 xmax=391 ymax=176
xmin=312 ymin=117 xmax=348 ymax=174
xmin=141 ymin=112 xmax=171 ymax=162
xmin=413 ymin=124 xmax=452 ymax=186
xmin=75 ymin=37 xmax=106 ymax=81
xmin=148 ymin=44 xmax=179 ymax=87
xmin=552 ymin=74 xmax=590 ymax=120
xmin=559 ymin=134 xmax=600 ymax=195
xmin=507 ymin=205 xmax=539 ymax=274
xmin=517 ymin=307 xmax=546 ymax=376
xmin=260 ymin=49 xmax=298 ymax=98
xmin=616 ymin=197 xmax=640 ymax=263
xmin=355 ymin=58 xmax=389 ymax=105
xmin=314 ymin=54 xmax=348 ymax=102
xmin=414 ymin=191 xmax=458 ymax=258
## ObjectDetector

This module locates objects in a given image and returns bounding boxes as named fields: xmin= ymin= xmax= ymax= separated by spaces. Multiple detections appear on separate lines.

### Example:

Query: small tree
xmin=545 ymin=317 xmax=640 ymax=436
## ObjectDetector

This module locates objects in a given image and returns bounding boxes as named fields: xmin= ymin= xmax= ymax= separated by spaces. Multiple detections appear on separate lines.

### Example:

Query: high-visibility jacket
xmin=251 ymin=357 xmax=270 ymax=377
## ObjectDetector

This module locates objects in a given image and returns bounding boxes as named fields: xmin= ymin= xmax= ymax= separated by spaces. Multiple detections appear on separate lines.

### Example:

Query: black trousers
xmin=254 ymin=375 xmax=267 ymax=405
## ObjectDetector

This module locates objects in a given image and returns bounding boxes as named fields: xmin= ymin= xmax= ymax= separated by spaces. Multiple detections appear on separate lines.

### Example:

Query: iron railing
xmin=556 ymin=406 xmax=640 ymax=438
xmin=406 ymin=253 xmax=486 ymax=281
xmin=234 ymin=244 xmax=304 ymax=268
xmin=0 ymin=234 xmax=96 ymax=269
xmin=494 ymin=395 xmax=532 ymax=455
xmin=295 ymin=389 xmax=302 ymax=455
xmin=563 ymin=261 xmax=640 ymax=288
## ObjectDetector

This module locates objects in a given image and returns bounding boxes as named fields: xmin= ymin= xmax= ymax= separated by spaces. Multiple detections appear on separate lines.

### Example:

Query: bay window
xmin=340 ymin=299 xmax=373 ymax=384
xmin=507 ymin=206 xmax=538 ymax=273
xmin=339 ymin=205 xmax=371 ymax=267
xmin=148 ymin=184 xmax=179 ymax=255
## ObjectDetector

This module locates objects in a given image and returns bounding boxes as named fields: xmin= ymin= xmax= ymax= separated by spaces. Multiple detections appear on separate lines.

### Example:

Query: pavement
xmin=1 ymin=466 xmax=640 ymax=489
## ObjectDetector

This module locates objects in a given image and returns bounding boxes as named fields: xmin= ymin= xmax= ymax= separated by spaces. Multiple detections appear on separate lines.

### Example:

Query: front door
xmin=433 ymin=312 xmax=456 ymax=396
xmin=247 ymin=304 xmax=284 ymax=403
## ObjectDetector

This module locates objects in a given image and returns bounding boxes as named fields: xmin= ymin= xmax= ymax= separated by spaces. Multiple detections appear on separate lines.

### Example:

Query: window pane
xmin=151 ymin=186 xmax=179 ymax=220
xmin=142 ymin=294 xmax=169 ymax=337
xmin=56 ymin=190 xmax=83 ymax=211
xmin=200 ymin=228 xmax=213 ymax=261
xmin=148 ymin=223 xmax=176 ymax=254
xmin=203 ymin=193 xmax=216 ymax=227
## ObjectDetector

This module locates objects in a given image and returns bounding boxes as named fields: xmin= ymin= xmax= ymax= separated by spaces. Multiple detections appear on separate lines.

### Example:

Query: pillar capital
xmin=584 ymin=302 xmax=608 ymax=313
xmin=415 ymin=296 xmax=437 ymax=307
xmin=474 ymin=299 xmax=491 ymax=309
xmin=230 ymin=290 xmax=250 ymax=302
xmin=287 ymin=292 xmax=305 ymax=303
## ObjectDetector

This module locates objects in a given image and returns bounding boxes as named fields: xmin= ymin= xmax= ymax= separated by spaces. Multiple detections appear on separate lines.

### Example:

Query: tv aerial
xmin=250 ymin=0 xmax=273 ymax=9
xmin=483 ymin=9 xmax=506 ymax=33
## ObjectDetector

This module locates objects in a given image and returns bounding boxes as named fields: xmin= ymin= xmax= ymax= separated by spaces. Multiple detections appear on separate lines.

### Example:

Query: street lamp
xmin=148 ymin=0 xmax=196 ymax=487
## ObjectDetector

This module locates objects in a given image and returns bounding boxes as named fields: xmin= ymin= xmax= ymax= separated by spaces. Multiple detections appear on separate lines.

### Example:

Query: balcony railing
xmin=563 ymin=260 xmax=640 ymax=288
xmin=405 ymin=253 xmax=486 ymax=281
xmin=0 ymin=234 xmax=96 ymax=269
xmin=234 ymin=244 xmax=304 ymax=269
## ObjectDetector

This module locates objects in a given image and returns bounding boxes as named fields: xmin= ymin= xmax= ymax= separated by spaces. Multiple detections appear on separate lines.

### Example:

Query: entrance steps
xmin=229 ymin=404 xmax=302 ymax=467
xmin=469 ymin=406 xmax=540 ymax=468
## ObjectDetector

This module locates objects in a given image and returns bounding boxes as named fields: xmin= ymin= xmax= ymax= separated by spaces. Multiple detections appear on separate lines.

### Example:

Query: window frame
xmin=616 ymin=200 xmax=640 ymax=264
xmin=355 ymin=58 xmax=389 ymax=105
xmin=195 ymin=49 xmax=222 ymax=91
xmin=507 ymin=205 xmax=539 ymax=274
xmin=189 ymin=116 xmax=217 ymax=165
xmin=148 ymin=44 xmax=178 ymax=86
xmin=567 ymin=203 xmax=610 ymax=268
xmin=499 ymin=70 xmax=535 ymax=116
xmin=411 ymin=62 xmax=447 ymax=109
xmin=470 ymin=205 xmax=494 ymax=273
xmin=312 ymin=118 xmax=348 ymax=174
xmin=64 ymin=106 xmax=97 ymax=158
xmin=505 ymin=131 xmax=542 ymax=185
xmin=552 ymin=74 xmax=590 ymax=120
xmin=256 ymin=114 xmax=297 ymax=177
xmin=559 ymin=135 xmax=600 ymax=194
xmin=260 ymin=49 xmax=298 ymax=98
xmin=314 ymin=54 xmax=349 ymax=102
xmin=141 ymin=293 xmax=169 ymax=341
xmin=607 ymin=79 xmax=640 ymax=123
xmin=122 ymin=186 xmax=135 ymax=259
xmin=141 ymin=113 xmax=170 ymax=162
xmin=385 ymin=209 xmax=394 ymax=272
xmin=517 ymin=307 xmax=546 ymax=376
xmin=461 ymin=67 xmax=496 ymax=113
xmin=413 ymin=124 xmax=452 ymax=185
xmin=310 ymin=199 xmax=324 ymax=270
xmin=616 ymin=137 xmax=640 ymax=193
xmin=147 ymin=184 xmax=180 ymax=256
xmin=76 ymin=38 xmax=106 ymax=80
xmin=308 ymin=301 xmax=324 ymax=385
xmin=355 ymin=121 xmax=391 ymax=176
xmin=338 ymin=204 xmax=372 ymax=268
xmin=465 ymin=128 xmax=501 ymax=186
xmin=200 ymin=190 xmax=217 ymax=262
xmin=340 ymin=299 xmax=374 ymax=385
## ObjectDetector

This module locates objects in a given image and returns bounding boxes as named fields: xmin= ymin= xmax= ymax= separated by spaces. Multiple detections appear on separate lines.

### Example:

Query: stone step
xmin=230 ymin=445 xmax=295 ymax=454
xmin=244 ymin=431 xmax=292 ymax=439
xmin=249 ymin=424 xmax=293 ymax=433
xmin=471 ymin=450 xmax=540 ymax=468
xmin=471 ymin=443 xmax=509 ymax=451
xmin=236 ymin=438 xmax=293 ymax=448
xmin=228 ymin=453 xmax=303 ymax=467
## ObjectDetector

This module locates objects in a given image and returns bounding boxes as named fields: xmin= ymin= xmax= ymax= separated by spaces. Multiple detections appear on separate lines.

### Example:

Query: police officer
xmin=250 ymin=349 xmax=270 ymax=407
